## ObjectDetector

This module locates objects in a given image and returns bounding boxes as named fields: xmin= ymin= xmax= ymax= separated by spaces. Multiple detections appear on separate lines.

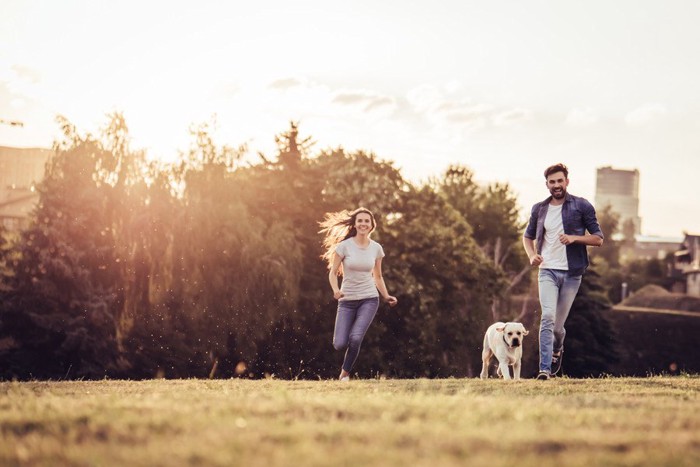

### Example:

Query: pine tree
xmin=1 ymin=129 xmax=122 ymax=379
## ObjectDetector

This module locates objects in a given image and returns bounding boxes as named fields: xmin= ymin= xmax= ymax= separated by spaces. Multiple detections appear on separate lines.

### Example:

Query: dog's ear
xmin=522 ymin=329 xmax=529 ymax=335
xmin=496 ymin=326 xmax=505 ymax=333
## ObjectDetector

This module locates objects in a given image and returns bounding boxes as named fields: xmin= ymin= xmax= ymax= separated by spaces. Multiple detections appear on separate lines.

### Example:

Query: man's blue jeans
xmin=538 ymin=269 xmax=582 ymax=373
xmin=333 ymin=297 xmax=379 ymax=373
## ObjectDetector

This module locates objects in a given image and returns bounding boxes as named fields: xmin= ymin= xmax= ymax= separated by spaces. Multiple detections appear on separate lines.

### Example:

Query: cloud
xmin=10 ymin=97 xmax=27 ymax=109
xmin=268 ymin=78 xmax=303 ymax=90
xmin=625 ymin=103 xmax=667 ymax=126
xmin=0 ymin=60 xmax=46 ymax=104
xmin=443 ymin=104 xmax=491 ymax=130
xmin=332 ymin=92 xmax=368 ymax=105
xmin=406 ymin=84 xmax=533 ymax=132
xmin=565 ymin=107 xmax=598 ymax=127
xmin=211 ymin=81 xmax=239 ymax=99
xmin=364 ymin=96 xmax=394 ymax=112
xmin=407 ymin=86 xmax=490 ymax=128
xmin=11 ymin=64 xmax=42 ymax=84
xmin=332 ymin=91 xmax=395 ymax=113
xmin=406 ymin=84 xmax=443 ymax=113
xmin=492 ymin=108 xmax=532 ymax=127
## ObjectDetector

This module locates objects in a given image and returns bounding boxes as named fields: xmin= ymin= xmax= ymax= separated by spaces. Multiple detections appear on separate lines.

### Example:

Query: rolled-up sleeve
xmin=523 ymin=204 xmax=538 ymax=239
xmin=582 ymin=200 xmax=604 ymax=239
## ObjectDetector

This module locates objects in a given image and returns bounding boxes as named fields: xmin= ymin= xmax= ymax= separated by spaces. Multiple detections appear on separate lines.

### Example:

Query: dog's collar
xmin=503 ymin=334 xmax=511 ymax=348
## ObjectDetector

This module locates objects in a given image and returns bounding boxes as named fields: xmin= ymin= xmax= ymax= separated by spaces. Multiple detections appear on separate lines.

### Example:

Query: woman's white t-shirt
xmin=335 ymin=238 xmax=385 ymax=301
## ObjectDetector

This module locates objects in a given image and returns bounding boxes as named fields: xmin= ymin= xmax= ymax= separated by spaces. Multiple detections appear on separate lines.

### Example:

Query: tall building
xmin=595 ymin=166 xmax=642 ymax=235
xmin=0 ymin=146 xmax=52 ymax=231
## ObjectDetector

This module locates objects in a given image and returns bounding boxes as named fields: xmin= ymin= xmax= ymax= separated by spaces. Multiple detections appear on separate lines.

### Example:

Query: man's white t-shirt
xmin=540 ymin=204 xmax=569 ymax=270
xmin=335 ymin=238 xmax=385 ymax=301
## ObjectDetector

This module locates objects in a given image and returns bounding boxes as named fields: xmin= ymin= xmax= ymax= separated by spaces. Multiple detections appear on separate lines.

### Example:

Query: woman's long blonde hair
xmin=319 ymin=207 xmax=376 ymax=274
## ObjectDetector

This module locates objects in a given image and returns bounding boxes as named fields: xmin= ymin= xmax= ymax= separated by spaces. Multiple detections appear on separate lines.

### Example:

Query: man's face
xmin=546 ymin=171 xmax=569 ymax=199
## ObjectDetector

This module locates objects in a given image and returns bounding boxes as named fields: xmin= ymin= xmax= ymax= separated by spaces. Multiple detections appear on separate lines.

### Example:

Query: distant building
xmin=595 ymin=166 xmax=642 ymax=235
xmin=674 ymin=233 xmax=700 ymax=297
xmin=619 ymin=234 xmax=683 ymax=263
xmin=0 ymin=146 xmax=52 ymax=231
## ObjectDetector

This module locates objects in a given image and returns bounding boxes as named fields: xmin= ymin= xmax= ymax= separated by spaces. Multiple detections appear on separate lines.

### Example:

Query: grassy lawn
xmin=1 ymin=376 xmax=698 ymax=466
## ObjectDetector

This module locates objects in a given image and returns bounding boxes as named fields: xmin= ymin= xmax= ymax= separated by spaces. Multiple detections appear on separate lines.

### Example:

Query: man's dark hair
xmin=544 ymin=163 xmax=568 ymax=179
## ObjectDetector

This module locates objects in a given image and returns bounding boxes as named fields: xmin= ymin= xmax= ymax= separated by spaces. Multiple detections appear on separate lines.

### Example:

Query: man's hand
xmin=529 ymin=254 xmax=544 ymax=267
xmin=559 ymin=234 xmax=576 ymax=245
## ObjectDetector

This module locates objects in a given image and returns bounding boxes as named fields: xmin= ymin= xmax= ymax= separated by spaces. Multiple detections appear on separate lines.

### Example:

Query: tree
xmin=301 ymin=148 xmax=410 ymax=378
xmin=0 ymin=119 xmax=125 ymax=379
xmin=273 ymin=120 xmax=314 ymax=170
xmin=367 ymin=184 xmax=504 ymax=377
xmin=149 ymin=120 xmax=304 ymax=377
xmin=435 ymin=165 xmax=529 ymax=322
xmin=0 ymin=225 xmax=18 ymax=293
xmin=560 ymin=263 xmax=621 ymax=377
xmin=591 ymin=204 xmax=621 ymax=268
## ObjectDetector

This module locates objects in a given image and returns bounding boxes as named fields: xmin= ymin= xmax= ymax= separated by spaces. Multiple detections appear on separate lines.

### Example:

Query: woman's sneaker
xmin=551 ymin=349 xmax=564 ymax=376
xmin=536 ymin=371 xmax=550 ymax=380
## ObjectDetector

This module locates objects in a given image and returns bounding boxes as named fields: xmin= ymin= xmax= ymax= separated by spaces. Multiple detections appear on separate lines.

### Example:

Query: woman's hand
xmin=334 ymin=290 xmax=345 ymax=300
xmin=385 ymin=295 xmax=398 ymax=307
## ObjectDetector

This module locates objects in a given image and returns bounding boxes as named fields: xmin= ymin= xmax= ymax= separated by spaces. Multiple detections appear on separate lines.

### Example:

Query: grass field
xmin=1 ymin=376 xmax=699 ymax=466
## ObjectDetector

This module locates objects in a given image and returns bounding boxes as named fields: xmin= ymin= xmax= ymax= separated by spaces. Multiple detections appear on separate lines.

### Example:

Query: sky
xmin=1 ymin=0 xmax=699 ymax=238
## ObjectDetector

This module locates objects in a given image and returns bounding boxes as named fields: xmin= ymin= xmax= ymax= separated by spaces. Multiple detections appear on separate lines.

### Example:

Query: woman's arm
xmin=373 ymin=257 xmax=398 ymax=307
xmin=329 ymin=253 xmax=344 ymax=300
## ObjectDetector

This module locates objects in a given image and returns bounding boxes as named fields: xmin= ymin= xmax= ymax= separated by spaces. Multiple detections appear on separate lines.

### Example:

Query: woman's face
xmin=354 ymin=212 xmax=374 ymax=235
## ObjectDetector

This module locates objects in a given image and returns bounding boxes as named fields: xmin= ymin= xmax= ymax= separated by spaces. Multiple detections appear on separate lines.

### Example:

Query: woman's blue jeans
xmin=538 ymin=269 xmax=582 ymax=373
xmin=333 ymin=297 xmax=379 ymax=373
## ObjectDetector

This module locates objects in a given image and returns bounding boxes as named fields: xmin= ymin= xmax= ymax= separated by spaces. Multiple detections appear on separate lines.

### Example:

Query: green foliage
xmin=366 ymin=185 xmax=504 ymax=377
xmin=432 ymin=165 xmax=531 ymax=331
xmin=621 ymin=284 xmax=700 ymax=312
xmin=562 ymin=264 xmax=621 ymax=377
xmin=609 ymin=308 xmax=700 ymax=375
xmin=0 ymin=117 xmax=623 ymax=381
xmin=589 ymin=205 xmax=673 ymax=304
xmin=1 ymin=124 xmax=123 ymax=378
xmin=592 ymin=204 xmax=621 ymax=268
xmin=620 ymin=257 xmax=675 ymax=296
xmin=0 ymin=226 xmax=19 ymax=293
xmin=437 ymin=165 xmax=524 ymax=254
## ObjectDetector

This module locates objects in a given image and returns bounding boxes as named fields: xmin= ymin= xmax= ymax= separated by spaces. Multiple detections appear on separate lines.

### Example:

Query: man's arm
xmin=523 ymin=236 xmax=544 ymax=266
xmin=579 ymin=198 xmax=604 ymax=246
xmin=558 ymin=233 xmax=603 ymax=247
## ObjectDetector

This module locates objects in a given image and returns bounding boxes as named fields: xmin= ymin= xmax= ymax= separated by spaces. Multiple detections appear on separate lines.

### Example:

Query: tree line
xmin=0 ymin=114 xmax=618 ymax=380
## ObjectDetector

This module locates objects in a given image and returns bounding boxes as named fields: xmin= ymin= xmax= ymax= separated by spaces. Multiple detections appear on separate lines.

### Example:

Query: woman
xmin=320 ymin=207 xmax=398 ymax=381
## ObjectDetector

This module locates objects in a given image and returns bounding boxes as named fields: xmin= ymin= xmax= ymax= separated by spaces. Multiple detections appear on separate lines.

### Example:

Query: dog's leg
xmin=480 ymin=348 xmax=492 ymax=379
xmin=498 ymin=362 xmax=512 ymax=380
xmin=480 ymin=333 xmax=492 ymax=379
xmin=513 ymin=360 xmax=522 ymax=380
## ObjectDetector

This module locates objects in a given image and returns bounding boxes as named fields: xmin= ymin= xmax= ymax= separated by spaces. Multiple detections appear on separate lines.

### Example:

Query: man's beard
xmin=550 ymin=188 xmax=566 ymax=199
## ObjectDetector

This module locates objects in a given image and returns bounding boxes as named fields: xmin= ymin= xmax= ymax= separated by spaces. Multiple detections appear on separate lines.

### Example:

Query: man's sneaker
xmin=551 ymin=349 xmax=564 ymax=376
xmin=536 ymin=371 xmax=550 ymax=380
xmin=339 ymin=375 xmax=350 ymax=382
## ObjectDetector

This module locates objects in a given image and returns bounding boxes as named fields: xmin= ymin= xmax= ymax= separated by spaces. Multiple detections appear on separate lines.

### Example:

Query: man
xmin=522 ymin=163 xmax=604 ymax=380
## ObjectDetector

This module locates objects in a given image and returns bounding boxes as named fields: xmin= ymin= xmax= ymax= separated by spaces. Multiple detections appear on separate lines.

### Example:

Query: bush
xmin=622 ymin=285 xmax=700 ymax=312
